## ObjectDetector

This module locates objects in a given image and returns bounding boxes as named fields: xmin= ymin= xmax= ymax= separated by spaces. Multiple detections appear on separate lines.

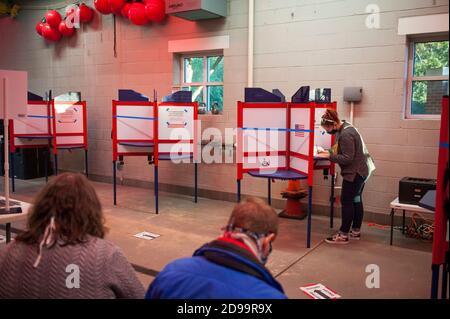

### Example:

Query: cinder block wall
xmin=0 ymin=0 xmax=448 ymax=219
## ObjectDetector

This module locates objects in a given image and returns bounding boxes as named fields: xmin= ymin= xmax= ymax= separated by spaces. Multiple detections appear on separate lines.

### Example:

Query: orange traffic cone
xmin=279 ymin=180 xmax=308 ymax=220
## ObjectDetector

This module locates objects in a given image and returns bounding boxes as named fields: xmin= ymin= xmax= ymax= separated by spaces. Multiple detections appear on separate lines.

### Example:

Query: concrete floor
xmin=1 ymin=177 xmax=433 ymax=299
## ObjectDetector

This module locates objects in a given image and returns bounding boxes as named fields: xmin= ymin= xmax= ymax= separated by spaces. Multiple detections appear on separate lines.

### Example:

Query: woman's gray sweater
xmin=329 ymin=121 xmax=371 ymax=182
xmin=0 ymin=236 xmax=145 ymax=299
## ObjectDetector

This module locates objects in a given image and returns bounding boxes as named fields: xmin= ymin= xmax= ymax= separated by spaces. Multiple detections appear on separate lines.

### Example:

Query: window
xmin=406 ymin=37 xmax=449 ymax=119
xmin=180 ymin=54 xmax=224 ymax=114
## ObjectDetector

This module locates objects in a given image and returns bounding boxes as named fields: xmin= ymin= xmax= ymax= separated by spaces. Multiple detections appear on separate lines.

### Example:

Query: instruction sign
xmin=158 ymin=106 xmax=194 ymax=139
xmin=300 ymin=283 xmax=341 ymax=299
xmin=134 ymin=231 xmax=160 ymax=241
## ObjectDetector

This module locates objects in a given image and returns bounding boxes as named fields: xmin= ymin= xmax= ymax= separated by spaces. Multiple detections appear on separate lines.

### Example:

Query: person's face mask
xmin=259 ymin=237 xmax=273 ymax=265
xmin=327 ymin=128 xmax=338 ymax=135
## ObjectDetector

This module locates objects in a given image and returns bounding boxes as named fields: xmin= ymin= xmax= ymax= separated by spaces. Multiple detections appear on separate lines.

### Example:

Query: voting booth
xmin=111 ymin=90 xmax=198 ymax=214
xmin=51 ymin=100 xmax=88 ymax=176
xmin=237 ymin=95 xmax=337 ymax=248
xmin=9 ymin=98 xmax=52 ymax=190
xmin=9 ymin=98 xmax=89 ymax=188
xmin=431 ymin=96 xmax=449 ymax=299
xmin=10 ymin=100 xmax=52 ymax=151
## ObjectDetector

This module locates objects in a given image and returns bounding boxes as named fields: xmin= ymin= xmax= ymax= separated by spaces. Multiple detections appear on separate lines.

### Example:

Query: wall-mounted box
xmin=166 ymin=0 xmax=227 ymax=21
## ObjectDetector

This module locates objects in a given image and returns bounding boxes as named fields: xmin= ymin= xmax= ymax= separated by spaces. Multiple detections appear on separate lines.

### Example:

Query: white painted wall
xmin=0 ymin=0 xmax=448 ymax=216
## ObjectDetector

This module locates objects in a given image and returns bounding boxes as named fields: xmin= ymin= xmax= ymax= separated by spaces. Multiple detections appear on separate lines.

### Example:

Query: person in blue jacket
xmin=145 ymin=197 xmax=287 ymax=299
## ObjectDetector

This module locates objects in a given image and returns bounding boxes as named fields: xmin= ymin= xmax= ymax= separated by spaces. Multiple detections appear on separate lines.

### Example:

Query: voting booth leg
xmin=194 ymin=163 xmax=198 ymax=203
xmin=431 ymin=264 xmax=440 ymax=299
xmin=237 ymin=180 xmax=241 ymax=203
xmin=268 ymin=179 xmax=272 ymax=205
xmin=113 ymin=161 xmax=117 ymax=206
xmin=5 ymin=223 xmax=11 ymax=243
xmin=44 ymin=148 xmax=48 ymax=183
xmin=10 ymin=152 xmax=15 ymax=193
xmin=154 ymin=166 xmax=159 ymax=214
xmin=307 ymin=186 xmax=313 ymax=248
xmin=442 ymin=262 xmax=448 ymax=299
xmin=85 ymin=150 xmax=89 ymax=178
xmin=54 ymin=154 xmax=58 ymax=176
xmin=330 ymin=174 xmax=335 ymax=228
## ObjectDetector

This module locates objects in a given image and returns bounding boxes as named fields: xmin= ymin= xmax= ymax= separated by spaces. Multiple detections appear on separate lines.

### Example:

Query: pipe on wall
xmin=247 ymin=0 xmax=254 ymax=87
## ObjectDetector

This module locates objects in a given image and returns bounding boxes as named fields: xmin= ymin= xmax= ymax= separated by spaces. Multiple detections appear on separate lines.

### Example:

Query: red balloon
xmin=108 ymin=0 xmax=125 ymax=11
xmin=145 ymin=0 xmax=166 ymax=23
xmin=45 ymin=10 xmax=62 ymax=29
xmin=36 ymin=21 xmax=45 ymax=36
xmin=128 ymin=3 xmax=148 ymax=25
xmin=58 ymin=20 xmax=75 ymax=37
xmin=94 ymin=0 xmax=112 ymax=15
xmin=42 ymin=24 xmax=62 ymax=42
xmin=78 ymin=4 xmax=94 ymax=23
xmin=121 ymin=3 xmax=132 ymax=18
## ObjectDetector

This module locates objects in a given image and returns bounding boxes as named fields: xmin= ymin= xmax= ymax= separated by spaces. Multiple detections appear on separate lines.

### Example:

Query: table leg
xmin=390 ymin=208 xmax=394 ymax=246
xmin=402 ymin=209 xmax=406 ymax=234
xmin=6 ymin=223 xmax=11 ymax=243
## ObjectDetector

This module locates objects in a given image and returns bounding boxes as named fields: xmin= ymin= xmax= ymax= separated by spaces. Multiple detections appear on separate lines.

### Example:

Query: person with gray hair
xmin=146 ymin=197 xmax=287 ymax=299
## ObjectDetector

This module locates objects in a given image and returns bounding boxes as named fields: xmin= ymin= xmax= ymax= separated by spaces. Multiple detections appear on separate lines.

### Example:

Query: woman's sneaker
xmin=349 ymin=230 xmax=361 ymax=240
xmin=325 ymin=232 xmax=349 ymax=244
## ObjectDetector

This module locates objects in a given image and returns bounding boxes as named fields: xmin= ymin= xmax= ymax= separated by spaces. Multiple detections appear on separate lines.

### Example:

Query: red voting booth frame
xmin=9 ymin=100 xmax=88 ymax=191
xmin=236 ymin=101 xmax=337 ymax=248
xmin=431 ymin=96 xmax=449 ymax=299
xmin=111 ymin=100 xmax=199 ymax=214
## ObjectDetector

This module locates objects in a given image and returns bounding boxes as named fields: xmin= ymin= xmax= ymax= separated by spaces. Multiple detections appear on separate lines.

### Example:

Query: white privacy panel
xmin=14 ymin=103 xmax=50 ymax=136
xmin=116 ymin=105 xmax=155 ymax=141
xmin=290 ymin=157 xmax=309 ymax=175
xmin=243 ymin=107 xmax=287 ymax=154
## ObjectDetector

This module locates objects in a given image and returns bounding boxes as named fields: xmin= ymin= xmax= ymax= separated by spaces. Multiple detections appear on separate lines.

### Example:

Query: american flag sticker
xmin=295 ymin=124 xmax=305 ymax=137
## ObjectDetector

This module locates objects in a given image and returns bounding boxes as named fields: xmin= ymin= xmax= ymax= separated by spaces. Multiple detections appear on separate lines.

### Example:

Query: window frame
xmin=405 ymin=35 xmax=449 ymax=120
xmin=180 ymin=52 xmax=224 ymax=113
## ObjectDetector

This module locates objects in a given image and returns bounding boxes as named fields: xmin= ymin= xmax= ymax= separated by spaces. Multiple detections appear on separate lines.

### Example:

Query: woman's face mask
xmin=327 ymin=128 xmax=338 ymax=135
